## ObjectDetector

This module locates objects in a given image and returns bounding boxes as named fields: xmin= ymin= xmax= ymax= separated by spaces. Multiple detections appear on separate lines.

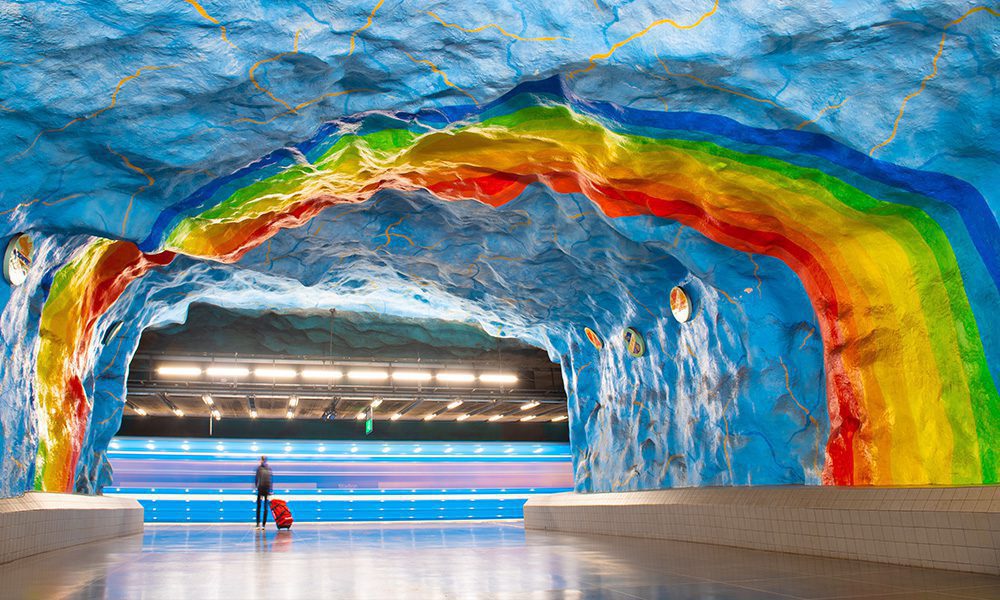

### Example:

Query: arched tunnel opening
xmin=2 ymin=8 xmax=998 ymax=589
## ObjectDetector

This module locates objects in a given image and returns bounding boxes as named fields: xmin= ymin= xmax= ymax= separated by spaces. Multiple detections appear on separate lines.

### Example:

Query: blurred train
xmin=104 ymin=437 xmax=573 ymax=522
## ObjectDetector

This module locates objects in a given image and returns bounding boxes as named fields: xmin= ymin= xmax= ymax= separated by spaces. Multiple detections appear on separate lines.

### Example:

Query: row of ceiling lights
xmin=149 ymin=395 xmax=567 ymax=423
xmin=157 ymin=364 xmax=519 ymax=385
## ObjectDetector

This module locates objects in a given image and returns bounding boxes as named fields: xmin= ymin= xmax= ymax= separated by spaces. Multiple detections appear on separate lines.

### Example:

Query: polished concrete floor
xmin=0 ymin=521 xmax=997 ymax=599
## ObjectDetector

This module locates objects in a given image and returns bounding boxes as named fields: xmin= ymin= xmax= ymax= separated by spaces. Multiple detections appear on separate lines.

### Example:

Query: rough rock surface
xmin=0 ymin=1 xmax=997 ymax=497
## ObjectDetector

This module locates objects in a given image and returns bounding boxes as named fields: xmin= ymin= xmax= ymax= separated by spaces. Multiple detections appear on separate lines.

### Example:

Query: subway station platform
xmin=1 ymin=521 xmax=997 ymax=599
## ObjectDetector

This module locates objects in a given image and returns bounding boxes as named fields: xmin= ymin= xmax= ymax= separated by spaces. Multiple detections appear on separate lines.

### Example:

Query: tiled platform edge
xmin=524 ymin=486 xmax=1000 ymax=575
xmin=0 ymin=492 xmax=143 ymax=564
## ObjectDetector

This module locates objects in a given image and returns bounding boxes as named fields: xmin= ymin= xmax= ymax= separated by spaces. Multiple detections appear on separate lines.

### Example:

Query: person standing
xmin=254 ymin=456 xmax=273 ymax=529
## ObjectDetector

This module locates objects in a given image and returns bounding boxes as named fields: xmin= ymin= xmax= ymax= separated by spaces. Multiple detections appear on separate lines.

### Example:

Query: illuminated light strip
xmin=301 ymin=368 xmax=343 ymax=379
xmin=107 ymin=450 xmax=573 ymax=459
xmin=254 ymin=367 xmax=297 ymax=379
xmin=108 ymin=492 xmax=542 ymax=502
xmin=347 ymin=369 xmax=389 ymax=380
xmin=392 ymin=371 xmax=432 ymax=381
xmin=157 ymin=365 xmax=202 ymax=377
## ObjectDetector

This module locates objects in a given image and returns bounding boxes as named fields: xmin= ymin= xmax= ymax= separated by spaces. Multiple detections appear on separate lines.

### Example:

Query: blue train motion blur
xmin=105 ymin=438 xmax=573 ymax=523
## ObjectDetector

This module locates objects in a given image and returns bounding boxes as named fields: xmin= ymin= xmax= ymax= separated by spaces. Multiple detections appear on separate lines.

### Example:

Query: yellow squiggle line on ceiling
xmin=107 ymin=146 xmax=155 ymax=236
xmin=0 ymin=193 xmax=83 ymax=217
xmin=248 ymin=30 xmax=301 ymax=114
xmin=404 ymin=52 xmax=479 ymax=105
xmin=424 ymin=11 xmax=570 ymax=42
xmin=657 ymin=57 xmax=781 ymax=108
xmin=869 ymin=5 xmax=999 ymax=155
xmin=349 ymin=0 xmax=386 ymax=56
xmin=375 ymin=216 xmax=412 ymax=250
xmin=18 ymin=65 xmax=177 ymax=158
xmin=233 ymin=89 xmax=372 ymax=125
xmin=0 ymin=58 xmax=43 ymax=68
xmin=796 ymin=97 xmax=849 ymax=130
xmin=181 ymin=0 xmax=237 ymax=48
xmin=569 ymin=0 xmax=720 ymax=78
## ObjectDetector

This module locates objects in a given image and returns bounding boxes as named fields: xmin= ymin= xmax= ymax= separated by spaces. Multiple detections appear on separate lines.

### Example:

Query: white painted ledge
xmin=524 ymin=486 xmax=1000 ymax=575
xmin=0 ymin=492 xmax=144 ymax=564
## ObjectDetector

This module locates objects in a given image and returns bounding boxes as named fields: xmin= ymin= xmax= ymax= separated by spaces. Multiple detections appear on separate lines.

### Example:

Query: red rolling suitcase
xmin=270 ymin=498 xmax=293 ymax=529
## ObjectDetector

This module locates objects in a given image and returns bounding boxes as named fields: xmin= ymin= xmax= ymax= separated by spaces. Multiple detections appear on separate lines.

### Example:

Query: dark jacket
xmin=255 ymin=464 xmax=273 ymax=493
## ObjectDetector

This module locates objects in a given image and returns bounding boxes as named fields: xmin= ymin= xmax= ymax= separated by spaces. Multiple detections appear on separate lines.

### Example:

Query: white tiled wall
xmin=0 ymin=492 xmax=144 ymax=564
xmin=524 ymin=486 xmax=1000 ymax=575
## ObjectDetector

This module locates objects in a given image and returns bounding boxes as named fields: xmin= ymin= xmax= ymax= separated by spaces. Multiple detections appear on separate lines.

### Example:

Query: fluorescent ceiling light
xmin=288 ymin=396 xmax=299 ymax=407
xmin=249 ymin=410 xmax=258 ymax=419
xmin=347 ymin=369 xmax=389 ymax=381
xmin=456 ymin=414 xmax=470 ymax=421
xmin=254 ymin=367 xmax=297 ymax=379
xmin=423 ymin=413 xmax=437 ymax=421
xmin=157 ymin=365 xmax=202 ymax=377
xmin=520 ymin=415 xmax=536 ymax=422
xmin=211 ymin=410 xmax=221 ymax=420
xmin=446 ymin=400 xmax=463 ymax=410
xmin=206 ymin=366 xmax=249 ymax=378
xmin=392 ymin=371 xmax=432 ymax=382
xmin=488 ymin=414 xmax=503 ymax=422
xmin=135 ymin=407 xmax=147 ymax=416
xmin=520 ymin=401 xmax=540 ymax=411
xmin=356 ymin=411 xmax=366 ymax=420
xmin=201 ymin=394 xmax=214 ymax=406
xmin=479 ymin=373 xmax=518 ymax=384
xmin=370 ymin=398 xmax=383 ymax=408
xmin=286 ymin=410 xmax=294 ymax=419
xmin=551 ymin=415 xmax=568 ymax=422
xmin=390 ymin=413 xmax=402 ymax=421
xmin=436 ymin=372 xmax=475 ymax=383
xmin=302 ymin=368 xmax=343 ymax=380
xmin=173 ymin=408 xmax=184 ymax=417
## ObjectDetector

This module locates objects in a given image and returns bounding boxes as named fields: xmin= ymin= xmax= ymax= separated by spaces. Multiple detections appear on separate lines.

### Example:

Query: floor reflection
xmin=0 ymin=521 xmax=996 ymax=599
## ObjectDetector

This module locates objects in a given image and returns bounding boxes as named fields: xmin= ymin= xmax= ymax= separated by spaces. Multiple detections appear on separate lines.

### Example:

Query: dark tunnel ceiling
xmin=126 ymin=305 xmax=567 ymax=422
xmin=137 ymin=304 xmax=554 ymax=364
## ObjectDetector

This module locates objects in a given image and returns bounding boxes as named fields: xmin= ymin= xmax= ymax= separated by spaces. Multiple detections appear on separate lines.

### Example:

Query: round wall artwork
xmin=584 ymin=327 xmax=603 ymax=350
xmin=623 ymin=327 xmax=646 ymax=358
xmin=669 ymin=286 xmax=692 ymax=322
xmin=3 ymin=234 xmax=32 ymax=286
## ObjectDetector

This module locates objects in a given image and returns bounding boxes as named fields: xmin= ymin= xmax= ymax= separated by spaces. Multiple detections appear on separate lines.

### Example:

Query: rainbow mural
xmin=33 ymin=78 xmax=999 ymax=491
